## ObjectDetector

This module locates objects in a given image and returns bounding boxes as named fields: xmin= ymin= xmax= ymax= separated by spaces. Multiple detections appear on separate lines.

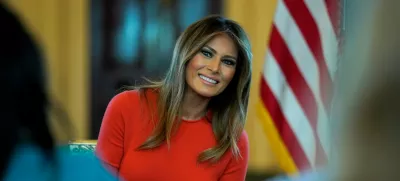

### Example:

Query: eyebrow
xmin=204 ymin=45 xmax=237 ymax=61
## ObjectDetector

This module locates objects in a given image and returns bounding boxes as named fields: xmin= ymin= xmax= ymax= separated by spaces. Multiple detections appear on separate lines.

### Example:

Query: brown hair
xmin=133 ymin=15 xmax=252 ymax=163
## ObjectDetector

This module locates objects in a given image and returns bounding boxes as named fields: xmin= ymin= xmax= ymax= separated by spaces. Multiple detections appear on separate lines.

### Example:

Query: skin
xmin=181 ymin=33 xmax=238 ymax=121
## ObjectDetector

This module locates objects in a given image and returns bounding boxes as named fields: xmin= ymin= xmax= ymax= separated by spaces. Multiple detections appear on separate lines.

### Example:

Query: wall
xmin=223 ymin=0 xmax=279 ymax=172
xmin=4 ymin=0 xmax=89 ymax=142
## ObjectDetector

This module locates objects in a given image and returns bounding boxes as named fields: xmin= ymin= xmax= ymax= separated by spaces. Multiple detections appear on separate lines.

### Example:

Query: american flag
xmin=258 ymin=0 xmax=340 ymax=173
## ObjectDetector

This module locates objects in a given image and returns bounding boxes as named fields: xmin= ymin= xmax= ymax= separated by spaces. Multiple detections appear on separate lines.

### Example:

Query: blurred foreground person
xmin=96 ymin=15 xmax=252 ymax=181
xmin=335 ymin=1 xmax=400 ymax=181
xmin=0 ymin=3 xmax=115 ymax=181
xmin=270 ymin=1 xmax=400 ymax=181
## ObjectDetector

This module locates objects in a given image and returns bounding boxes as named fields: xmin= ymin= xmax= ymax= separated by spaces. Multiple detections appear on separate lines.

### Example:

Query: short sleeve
xmin=95 ymin=92 xmax=128 ymax=172
xmin=219 ymin=131 xmax=249 ymax=181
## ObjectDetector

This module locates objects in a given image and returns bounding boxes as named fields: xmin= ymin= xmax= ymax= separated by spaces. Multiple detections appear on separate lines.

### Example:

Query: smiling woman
xmin=95 ymin=15 xmax=252 ymax=181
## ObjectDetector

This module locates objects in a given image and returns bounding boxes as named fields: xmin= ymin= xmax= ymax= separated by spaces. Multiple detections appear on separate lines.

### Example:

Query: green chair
xmin=68 ymin=140 xmax=97 ymax=155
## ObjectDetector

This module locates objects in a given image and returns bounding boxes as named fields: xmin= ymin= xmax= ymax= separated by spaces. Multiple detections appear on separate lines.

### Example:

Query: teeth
xmin=199 ymin=75 xmax=217 ymax=84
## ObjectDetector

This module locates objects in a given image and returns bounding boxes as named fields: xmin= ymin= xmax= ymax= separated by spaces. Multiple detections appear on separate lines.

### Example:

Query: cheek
xmin=187 ymin=55 xmax=204 ymax=74
xmin=221 ymin=68 xmax=236 ymax=83
xmin=186 ymin=55 xmax=202 ymax=79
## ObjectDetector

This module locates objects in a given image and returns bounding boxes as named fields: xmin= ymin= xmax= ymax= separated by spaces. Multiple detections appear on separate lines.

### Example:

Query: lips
xmin=199 ymin=74 xmax=219 ymax=84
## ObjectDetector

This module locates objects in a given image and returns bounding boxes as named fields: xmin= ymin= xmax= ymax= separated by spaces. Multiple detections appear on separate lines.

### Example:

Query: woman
xmin=96 ymin=15 xmax=252 ymax=181
xmin=0 ymin=3 xmax=115 ymax=181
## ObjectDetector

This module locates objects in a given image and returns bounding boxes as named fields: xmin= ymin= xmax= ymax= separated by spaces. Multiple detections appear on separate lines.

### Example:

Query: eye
xmin=222 ymin=59 xmax=236 ymax=66
xmin=201 ymin=50 xmax=212 ymax=58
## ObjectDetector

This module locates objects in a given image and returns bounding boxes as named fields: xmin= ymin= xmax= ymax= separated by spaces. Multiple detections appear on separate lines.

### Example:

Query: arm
xmin=95 ymin=92 xmax=127 ymax=174
xmin=220 ymin=131 xmax=249 ymax=181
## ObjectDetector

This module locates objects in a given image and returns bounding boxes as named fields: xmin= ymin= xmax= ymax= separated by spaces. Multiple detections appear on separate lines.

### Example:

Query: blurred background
xmin=3 ymin=0 xmax=352 ymax=180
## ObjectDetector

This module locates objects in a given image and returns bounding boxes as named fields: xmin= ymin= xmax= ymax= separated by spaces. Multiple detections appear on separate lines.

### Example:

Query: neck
xmin=181 ymin=88 xmax=210 ymax=121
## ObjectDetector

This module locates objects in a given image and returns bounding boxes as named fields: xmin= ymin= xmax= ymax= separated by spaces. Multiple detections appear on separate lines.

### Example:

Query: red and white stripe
xmin=260 ymin=0 xmax=339 ymax=170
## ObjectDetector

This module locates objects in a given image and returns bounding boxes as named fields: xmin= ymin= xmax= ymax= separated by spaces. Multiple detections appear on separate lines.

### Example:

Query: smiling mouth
xmin=199 ymin=74 xmax=219 ymax=84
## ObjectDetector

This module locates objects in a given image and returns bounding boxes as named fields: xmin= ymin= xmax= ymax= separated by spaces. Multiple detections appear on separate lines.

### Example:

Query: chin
xmin=194 ymin=88 xmax=220 ymax=98
xmin=196 ymin=91 xmax=217 ymax=98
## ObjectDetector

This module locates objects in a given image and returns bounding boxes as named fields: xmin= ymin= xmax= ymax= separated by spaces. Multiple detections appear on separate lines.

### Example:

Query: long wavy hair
xmin=134 ymin=15 xmax=252 ymax=163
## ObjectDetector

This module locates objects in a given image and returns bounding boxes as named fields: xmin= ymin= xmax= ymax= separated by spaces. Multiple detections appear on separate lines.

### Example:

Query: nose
xmin=207 ymin=57 xmax=220 ymax=73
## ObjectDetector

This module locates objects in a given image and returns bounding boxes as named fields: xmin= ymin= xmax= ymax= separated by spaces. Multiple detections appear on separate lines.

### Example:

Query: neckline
xmin=181 ymin=117 xmax=205 ymax=123
xmin=181 ymin=111 xmax=212 ymax=123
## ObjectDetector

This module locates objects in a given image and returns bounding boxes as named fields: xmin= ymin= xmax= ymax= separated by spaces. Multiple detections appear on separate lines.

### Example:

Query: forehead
xmin=206 ymin=34 xmax=238 ymax=58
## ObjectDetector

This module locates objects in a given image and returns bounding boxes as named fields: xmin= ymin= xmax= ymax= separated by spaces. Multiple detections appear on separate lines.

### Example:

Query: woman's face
xmin=185 ymin=33 xmax=238 ymax=98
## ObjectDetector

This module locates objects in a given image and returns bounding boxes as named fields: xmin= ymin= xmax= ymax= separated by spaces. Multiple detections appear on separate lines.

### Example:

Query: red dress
xmin=96 ymin=89 xmax=249 ymax=181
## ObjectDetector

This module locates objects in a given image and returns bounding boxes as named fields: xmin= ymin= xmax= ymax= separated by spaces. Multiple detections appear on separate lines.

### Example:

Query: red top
xmin=96 ymin=89 xmax=249 ymax=181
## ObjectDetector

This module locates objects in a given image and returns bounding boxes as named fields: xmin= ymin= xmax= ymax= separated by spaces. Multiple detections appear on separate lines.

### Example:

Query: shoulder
xmin=4 ymin=144 xmax=46 ymax=180
xmin=56 ymin=146 xmax=117 ymax=181
xmin=105 ymin=90 xmax=142 ymax=115
xmin=108 ymin=90 xmax=139 ymax=107
xmin=108 ymin=89 xmax=158 ymax=109
xmin=4 ymin=144 xmax=117 ymax=181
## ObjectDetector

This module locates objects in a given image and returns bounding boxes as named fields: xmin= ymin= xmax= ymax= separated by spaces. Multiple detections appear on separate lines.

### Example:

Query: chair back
xmin=69 ymin=140 xmax=97 ymax=155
